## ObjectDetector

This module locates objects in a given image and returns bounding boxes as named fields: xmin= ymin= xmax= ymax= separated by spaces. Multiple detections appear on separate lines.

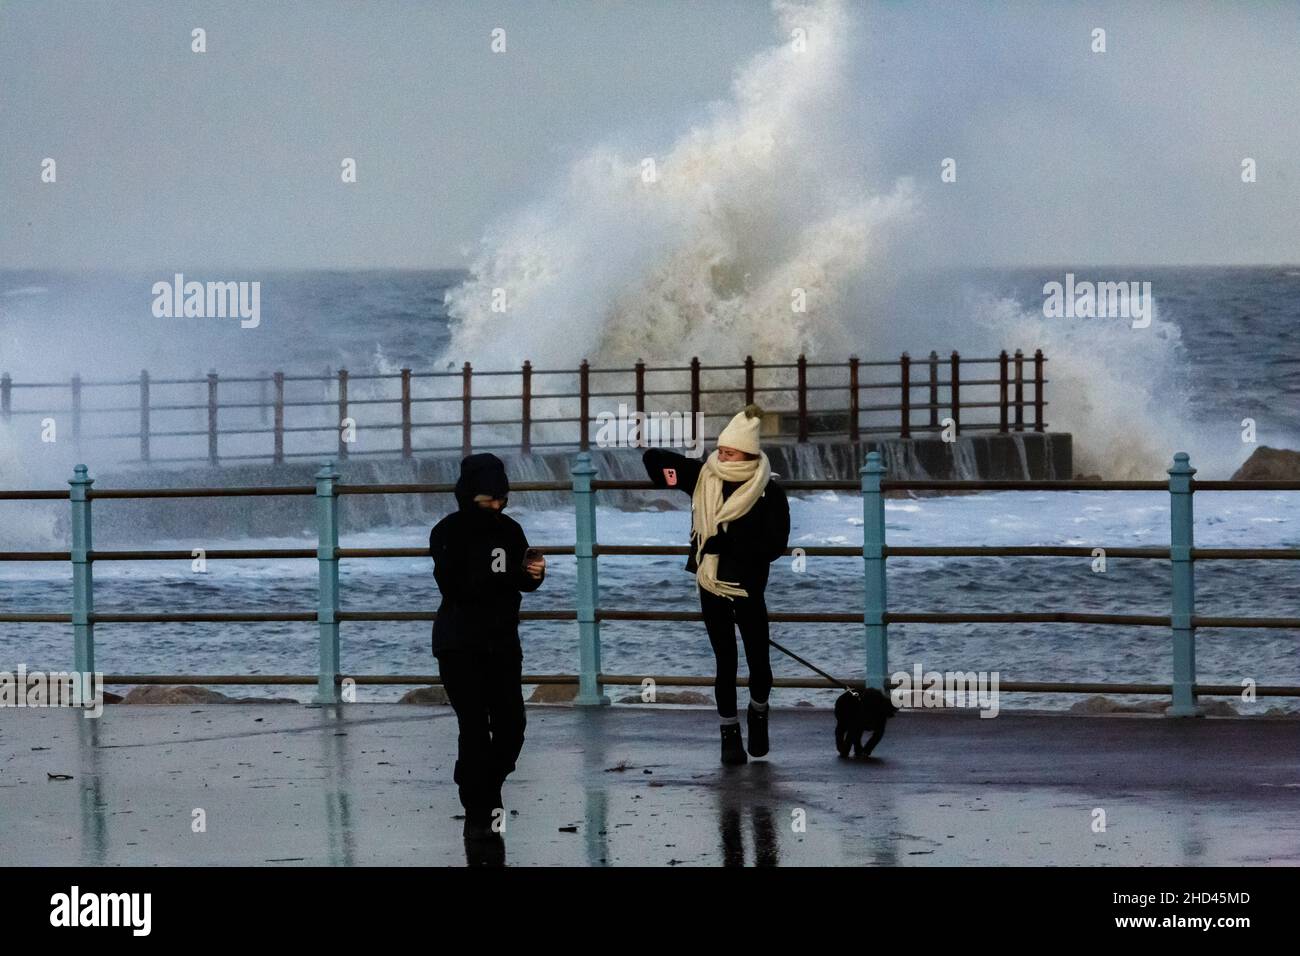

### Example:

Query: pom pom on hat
xmin=716 ymin=403 xmax=764 ymax=455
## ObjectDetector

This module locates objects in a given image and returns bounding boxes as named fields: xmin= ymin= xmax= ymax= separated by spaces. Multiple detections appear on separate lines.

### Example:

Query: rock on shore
xmin=1231 ymin=446 xmax=1300 ymax=480
xmin=120 ymin=685 xmax=297 ymax=704
xmin=616 ymin=690 xmax=714 ymax=705
xmin=398 ymin=685 xmax=451 ymax=705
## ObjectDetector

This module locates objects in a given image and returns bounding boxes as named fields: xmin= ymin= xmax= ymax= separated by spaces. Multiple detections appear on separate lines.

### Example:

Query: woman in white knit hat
xmin=643 ymin=404 xmax=790 ymax=765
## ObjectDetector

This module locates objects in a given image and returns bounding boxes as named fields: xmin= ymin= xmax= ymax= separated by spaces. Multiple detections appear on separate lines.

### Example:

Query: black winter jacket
xmin=429 ymin=498 xmax=543 ymax=658
xmin=643 ymin=448 xmax=790 ymax=594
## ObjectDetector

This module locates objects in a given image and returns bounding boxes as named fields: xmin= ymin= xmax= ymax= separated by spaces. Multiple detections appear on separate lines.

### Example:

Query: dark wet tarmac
xmin=2 ymin=704 xmax=1297 ymax=865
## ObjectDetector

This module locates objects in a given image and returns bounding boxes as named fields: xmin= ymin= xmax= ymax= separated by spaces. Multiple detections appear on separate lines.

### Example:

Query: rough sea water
xmin=1 ymin=0 xmax=1296 ymax=709
xmin=2 ymin=265 xmax=1296 ymax=711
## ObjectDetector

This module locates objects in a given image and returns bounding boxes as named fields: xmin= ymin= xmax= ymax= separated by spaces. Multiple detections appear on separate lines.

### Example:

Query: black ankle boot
xmin=720 ymin=723 xmax=748 ymax=765
xmin=747 ymin=703 xmax=769 ymax=757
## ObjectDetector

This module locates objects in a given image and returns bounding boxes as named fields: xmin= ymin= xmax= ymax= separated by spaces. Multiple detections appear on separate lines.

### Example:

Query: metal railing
xmin=0 ymin=351 xmax=1049 ymax=465
xmin=1 ymin=452 xmax=1297 ymax=711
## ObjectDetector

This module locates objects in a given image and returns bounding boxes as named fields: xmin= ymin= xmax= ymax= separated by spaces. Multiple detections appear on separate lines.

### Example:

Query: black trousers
xmin=698 ymin=585 xmax=773 ymax=718
xmin=436 ymin=647 xmax=526 ymax=816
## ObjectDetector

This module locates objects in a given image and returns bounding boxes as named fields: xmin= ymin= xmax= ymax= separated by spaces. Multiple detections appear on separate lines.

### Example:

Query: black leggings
xmin=699 ymin=586 xmax=773 ymax=718
xmin=437 ymin=647 xmax=526 ymax=815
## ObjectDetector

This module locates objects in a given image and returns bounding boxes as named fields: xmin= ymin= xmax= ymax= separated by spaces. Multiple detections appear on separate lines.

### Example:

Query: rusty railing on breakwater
xmin=0 ymin=351 xmax=1048 ymax=465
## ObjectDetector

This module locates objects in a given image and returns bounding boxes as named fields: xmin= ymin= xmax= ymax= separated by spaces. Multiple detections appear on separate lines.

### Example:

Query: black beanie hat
xmin=454 ymin=453 xmax=509 ymax=508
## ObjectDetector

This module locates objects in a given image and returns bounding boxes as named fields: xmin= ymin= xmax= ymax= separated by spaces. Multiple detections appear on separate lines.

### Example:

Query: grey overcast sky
xmin=2 ymin=0 xmax=1297 ymax=270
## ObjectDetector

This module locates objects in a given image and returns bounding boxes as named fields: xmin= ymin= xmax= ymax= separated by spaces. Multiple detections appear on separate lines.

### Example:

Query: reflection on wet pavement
xmin=2 ymin=704 xmax=1297 ymax=866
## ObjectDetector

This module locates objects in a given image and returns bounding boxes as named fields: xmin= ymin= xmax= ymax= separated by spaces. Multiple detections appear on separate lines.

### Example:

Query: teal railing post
xmin=572 ymin=451 xmax=609 ymax=707
xmin=1168 ymin=452 xmax=1200 ymax=716
xmin=315 ymin=460 xmax=342 ymax=704
xmin=861 ymin=451 xmax=888 ymax=691
xmin=69 ymin=464 xmax=95 ymax=674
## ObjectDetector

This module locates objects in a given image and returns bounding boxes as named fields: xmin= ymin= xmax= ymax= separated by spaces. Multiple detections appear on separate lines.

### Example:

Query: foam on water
xmin=3 ymin=491 xmax=1296 ymax=707
xmin=441 ymin=0 xmax=1238 ymax=481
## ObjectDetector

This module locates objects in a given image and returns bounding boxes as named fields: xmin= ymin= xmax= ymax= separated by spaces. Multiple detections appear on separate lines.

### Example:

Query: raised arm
xmin=643 ymin=448 xmax=703 ymax=495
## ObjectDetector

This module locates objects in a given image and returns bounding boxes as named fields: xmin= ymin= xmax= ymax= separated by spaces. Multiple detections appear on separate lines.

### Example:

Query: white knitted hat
xmin=716 ymin=403 xmax=763 ymax=455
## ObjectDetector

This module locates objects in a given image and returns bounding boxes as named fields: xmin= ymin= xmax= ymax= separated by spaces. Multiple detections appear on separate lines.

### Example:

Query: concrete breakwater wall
xmin=82 ymin=433 xmax=1072 ymax=540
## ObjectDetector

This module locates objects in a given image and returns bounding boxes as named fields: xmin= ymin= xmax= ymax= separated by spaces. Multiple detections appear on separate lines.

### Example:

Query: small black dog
xmin=834 ymin=687 xmax=899 ymax=758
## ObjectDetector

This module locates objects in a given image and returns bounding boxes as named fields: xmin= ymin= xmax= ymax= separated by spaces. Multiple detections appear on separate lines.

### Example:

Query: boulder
xmin=1198 ymin=699 xmax=1241 ymax=717
xmin=1069 ymin=694 xmax=1239 ymax=716
xmin=120 ymin=685 xmax=296 ymax=704
xmin=527 ymin=683 xmax=579 ymax=703
xmin=123 ymin=685 xmax=231 ymax=705
xmin=616 ymin=690 xmax=714 ymax=705
xmin=398 ymin=685 xmax=451 ymax=705
xmin=1231 ymin=446 xmax=1300 ymax=481
xmin=1070 ymin=695 xmax=1166 ymax=715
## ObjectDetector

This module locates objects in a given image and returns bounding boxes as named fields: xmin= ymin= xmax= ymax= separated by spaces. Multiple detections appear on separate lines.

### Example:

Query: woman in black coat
xmin=643 ymin=404 xmax=790 ymax=765
xmin=429 ymin=453 xmax=545 ymax=839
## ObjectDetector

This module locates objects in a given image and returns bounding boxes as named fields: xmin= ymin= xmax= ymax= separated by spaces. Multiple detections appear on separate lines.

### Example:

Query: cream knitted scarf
xmin=691 ymin=449 xmax=771 ymax=599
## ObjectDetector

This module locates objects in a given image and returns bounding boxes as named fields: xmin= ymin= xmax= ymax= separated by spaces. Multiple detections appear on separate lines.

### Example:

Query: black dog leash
xmin=766 ymin=637 xmax=861 ymax=699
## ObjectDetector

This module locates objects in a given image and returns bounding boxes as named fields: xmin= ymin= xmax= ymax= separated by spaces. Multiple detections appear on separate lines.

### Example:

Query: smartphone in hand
xmin=523 ymin=547 xmax=545 ymax=579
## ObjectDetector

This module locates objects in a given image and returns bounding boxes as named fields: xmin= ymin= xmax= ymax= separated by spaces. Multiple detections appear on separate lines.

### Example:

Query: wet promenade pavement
xmin=2 ymin=704 xmax=1297 ymax=866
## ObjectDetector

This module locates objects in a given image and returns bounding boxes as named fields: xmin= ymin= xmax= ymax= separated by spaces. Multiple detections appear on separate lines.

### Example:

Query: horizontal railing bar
xmin=593 ymin=544 xmax=858 ymax=556
xmin=338 ymin=548 xmax=429 ymax=558
xmin=1194 ymin=616 xmax=1300 ymax=629
xmin=69 ymin=674 xmax=1300 ymax=697
xmin=1195 ymin=480 xmax=1300 ymax=491
xmin=128 ymin=429 xmax=211 ymax=437
xmin=1194 ymin=548 xmax=1300 ymax=559
xmin=64 ymin=405 xmax=149 ymax=415
xmin=91 ymin=612 xmax=317 ymax=623
xmin=591 ymin=610 xmax=1296 ymax=628
xmin=337 ymin=545 xmax=576 ymax=558
xmin=101 ymin=675 xmax=321 ymax=685
xmin=880 ymin=480 xmax=1168 ymax=491
xmin=887 ymin=612 xmax=1170 ymax=625
xmin=90 ymin=549 xmax=317 ymax=561
xmin=887 ymin=546 xmax=1171 ymax=558
xmin=148 ymin=377 xmax=238 ymax=386
xmin=594 ymin=609 xmax=862 ymax=622
xmin=335 ymin=610 xmax=577 ymax=621
xmin=88 ymin=487 xmax=315 ymax=499
xmin=336 ymin=482 xmax=561 ymax=494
